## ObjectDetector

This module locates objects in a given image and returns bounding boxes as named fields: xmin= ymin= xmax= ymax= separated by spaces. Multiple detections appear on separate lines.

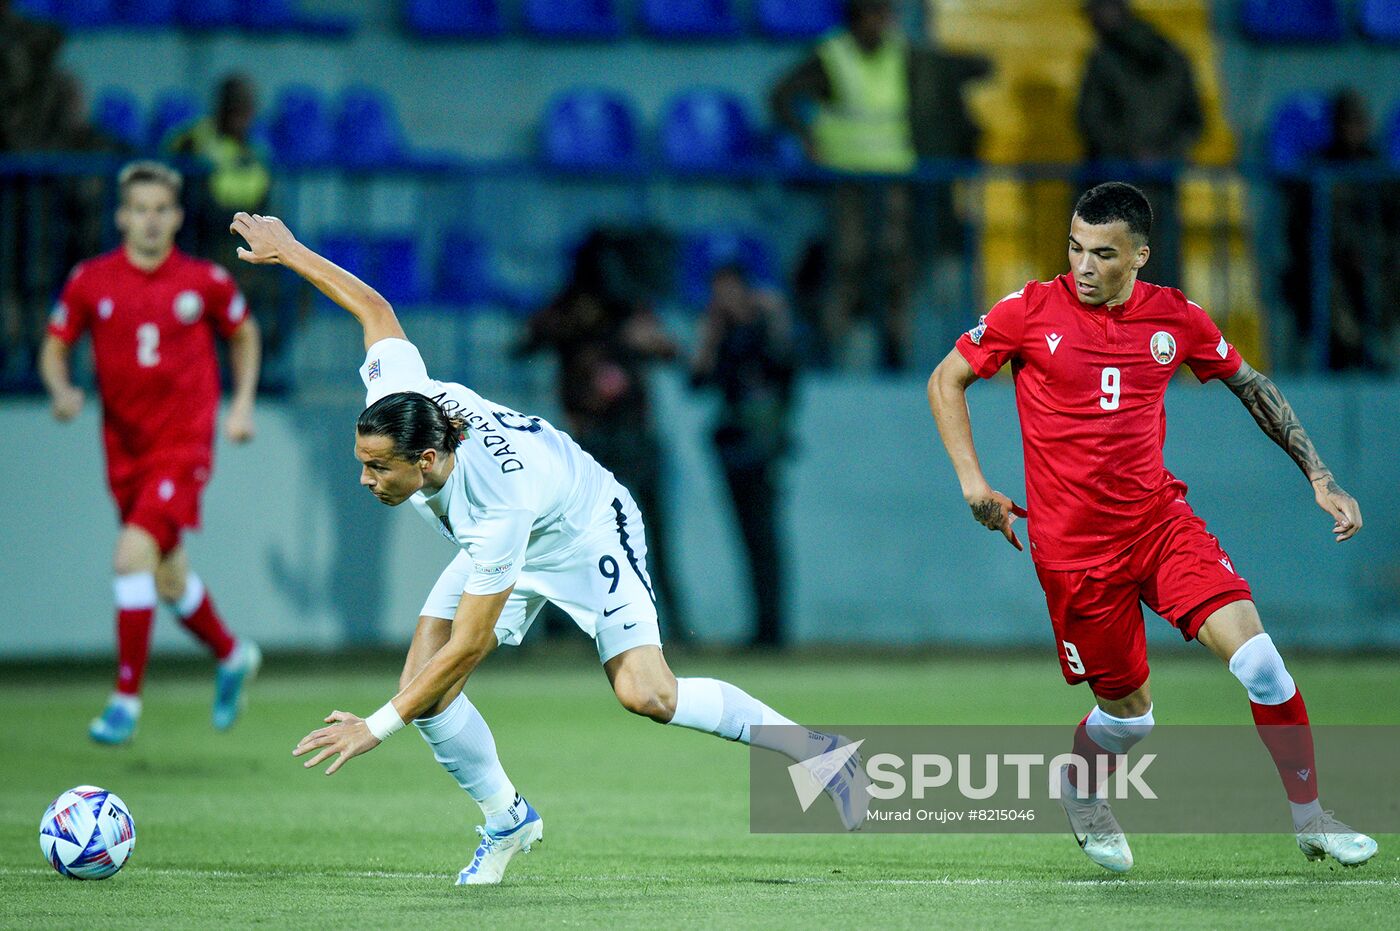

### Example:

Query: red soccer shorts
xmin=1033 ymin=497 xmax=1253 ymax=700
xmin=112 ymin=463 xmax=209 ymax=554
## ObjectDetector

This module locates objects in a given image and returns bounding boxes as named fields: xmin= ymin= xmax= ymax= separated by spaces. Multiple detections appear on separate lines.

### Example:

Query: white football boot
xmin=1058 ymin=766 xmax=1134 ymax=873
xmin=456 ymin=800 xmax=544 ymax=886
xmin=1296 ymin=811 xmax=1378 ymax=867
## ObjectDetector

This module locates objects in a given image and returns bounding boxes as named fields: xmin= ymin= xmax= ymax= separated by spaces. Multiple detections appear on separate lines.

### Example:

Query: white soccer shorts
xmin=420 ymin=488 xmax=662 ymax=663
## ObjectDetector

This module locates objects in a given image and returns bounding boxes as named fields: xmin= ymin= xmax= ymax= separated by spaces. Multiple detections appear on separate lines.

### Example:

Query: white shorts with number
xmin=420 ymin=488 xmax=663 ymax=664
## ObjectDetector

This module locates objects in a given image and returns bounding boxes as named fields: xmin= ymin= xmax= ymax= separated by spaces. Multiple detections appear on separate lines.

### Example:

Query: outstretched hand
xmin=293 ymin=710 xmax=380 ymax=775
xmin=230 ymin=213 xmax=297 ymax=266
xmin=1312 ymin=474 xmax=1362 ymax=542
xmin=964 ymin=486 xmax=1028 ymax=552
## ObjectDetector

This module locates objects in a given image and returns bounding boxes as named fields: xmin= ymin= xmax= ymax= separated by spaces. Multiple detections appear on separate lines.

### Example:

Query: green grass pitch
xmin=2 ymin=650 xmax=1395 ymax=929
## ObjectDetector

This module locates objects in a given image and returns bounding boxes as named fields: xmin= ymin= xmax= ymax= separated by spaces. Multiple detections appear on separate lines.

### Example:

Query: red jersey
xmin=955 ymin=274 xmax=1243 ymax=570
xmin=47 ymin=247 xmax=247 ymax=488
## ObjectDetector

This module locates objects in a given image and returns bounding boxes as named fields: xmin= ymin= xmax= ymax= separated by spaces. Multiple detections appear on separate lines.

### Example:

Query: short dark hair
xmin=1073 ymin=182 xmax=1152 ymax=243
xmin=357 ymin=392 xmax=465 ymax=460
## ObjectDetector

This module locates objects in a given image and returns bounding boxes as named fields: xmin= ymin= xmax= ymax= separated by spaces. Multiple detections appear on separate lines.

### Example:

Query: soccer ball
xmin=39 ymin=786 xmax=136 ymax=880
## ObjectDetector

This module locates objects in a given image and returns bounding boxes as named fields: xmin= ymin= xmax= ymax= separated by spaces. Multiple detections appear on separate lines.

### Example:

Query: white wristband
xmin=365 ymin=702 xmax=405 ymax=741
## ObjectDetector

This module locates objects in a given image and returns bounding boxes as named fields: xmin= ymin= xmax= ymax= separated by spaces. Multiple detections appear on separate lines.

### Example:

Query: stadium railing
xmin=1 ymin=152 xmax=1394 ymax=392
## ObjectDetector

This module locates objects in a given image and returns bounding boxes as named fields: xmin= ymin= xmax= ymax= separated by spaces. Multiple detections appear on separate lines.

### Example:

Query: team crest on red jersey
xmin=173 ymin=289 xmax=204 ymax=324
xmin=1149 ymin=331 xmax=1177 ymax=365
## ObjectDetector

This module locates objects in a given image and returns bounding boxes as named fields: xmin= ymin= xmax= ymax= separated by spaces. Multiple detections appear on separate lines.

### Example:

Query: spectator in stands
xmin=691 ymin=265 xmax=797 ymax=649
xmin=0 ymin=0 xmax=64 ymax=152
xmin=167 ymin=75 xmax=281 ymax=360
xmin=0 ymin=0 xmax=64 ymax=380
xmin=1282 ymin=90 xmax=1397 ymax=371
xmin=519 ymin=229 xmax=688 ymax=640
xmin=774 ymin=0 xmax=987 ymax=372
xmin=1076 ymin=0 xmax=1203 ymax=290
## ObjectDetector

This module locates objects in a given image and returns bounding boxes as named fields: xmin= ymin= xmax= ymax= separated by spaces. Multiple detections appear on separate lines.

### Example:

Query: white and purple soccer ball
xmin=39 ymin=786 xmax=136 ymax=880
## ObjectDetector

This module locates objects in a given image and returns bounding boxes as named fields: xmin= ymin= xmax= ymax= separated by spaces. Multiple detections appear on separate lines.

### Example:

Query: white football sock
xmin=414 ymin=694 xmax=524 ymax=832
xmin=669 ymin=677 xmax=827 ymax=762
xmin=113 ymin=572 xmax=157 ymax=610
xmin=171 ymin=572 xmax=206 ymax=618
xmin=1291 ymin=799 xmax=1325 ymax=832
xmin=107 ymin=692 xmax=142 ymax=717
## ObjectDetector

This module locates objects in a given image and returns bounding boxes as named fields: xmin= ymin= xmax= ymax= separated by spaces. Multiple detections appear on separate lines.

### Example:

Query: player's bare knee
xmin=614 ymin=674 xmax=675 ymax=723
xmin=155 ymin=575 xmax=183 ymax=603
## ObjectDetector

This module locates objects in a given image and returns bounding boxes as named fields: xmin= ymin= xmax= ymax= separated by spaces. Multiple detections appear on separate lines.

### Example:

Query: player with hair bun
xmin=229 ymin=211 xmax=867 ymax=887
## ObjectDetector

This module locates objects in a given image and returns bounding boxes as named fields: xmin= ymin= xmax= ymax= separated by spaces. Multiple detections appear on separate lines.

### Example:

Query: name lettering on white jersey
xmin=462 ymin=409 xmax=524 ymax=474
xmin=1046 ymin=333 xmax=1063 ymax=354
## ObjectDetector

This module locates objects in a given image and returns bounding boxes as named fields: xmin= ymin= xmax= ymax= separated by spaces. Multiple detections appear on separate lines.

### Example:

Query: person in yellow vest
xmin=774 ymin=0 xmax=982 ymax=371
xmin=167 ymin=75 xmax=280 ymax=364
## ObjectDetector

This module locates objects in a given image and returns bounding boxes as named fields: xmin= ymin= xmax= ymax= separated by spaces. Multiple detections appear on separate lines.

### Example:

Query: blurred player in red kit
xmin=928 ymin=183 xmax=1375 ymax=872
xmin=39 ymin=161 xmax=263 ymax=745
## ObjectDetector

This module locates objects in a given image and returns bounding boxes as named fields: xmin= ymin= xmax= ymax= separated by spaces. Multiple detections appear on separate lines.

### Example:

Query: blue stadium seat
xmin=316 ymin=235 xmax=372 ymax=310
xmin=756 ymin=0 xmax=841 ymax=40
xmin=1359 ymin=0 xmax=1400 ymax=42
xmin=268 ymin=85 xmax=334 ymax=167
xmin=1240 ymin=0 xmax=1345 ymax=42
xmin=1386 ymin=105 xmax=1400 ymax=167
xmin=370 ymin=235 xmax=427 ymax=305
xmin=405 ymin=0 xmax=504 ymax=37
xmin=238 ymin=0 xmax=295 ymax=29
xmin=436 ymin=229 xmax=537 ymax=311
xmin=238 ymin=0 xmax=353 ymax=36
xmin=117 ymin=0 xmax=176 ymax=25
xmin=523 ymin=0 xmax=624 ymax=39
xmin=177 ymin=0 xmax=237 ymax=28
xmin=678 ymin=229 xmax=777 ymax=305
xmin=92 ymin=88 xmax=142 ymax=149
xmin=334 ymin=86 xmax=408 ymax=168
xmin=148 ymin=90 xmax=203 ymax=149
xmin=13 ymin=0 xmax=60 ymax=21
xmin=540 ymin=88 xmax=641 ymax=173
xmin=56 ymin=0 xmax=117 ymax=27
xmin=659 ymin=88 xmax=758 ymax=174
xmin=640 ymin=0 xmax=741 ymax=39
xmin=1269 ymin=92 xmax=1334 ymax=173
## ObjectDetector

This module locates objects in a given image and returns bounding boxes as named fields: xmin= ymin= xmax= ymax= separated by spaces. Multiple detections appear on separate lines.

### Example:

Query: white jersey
xmin=360 ymin=338 xmax=616 ymax=596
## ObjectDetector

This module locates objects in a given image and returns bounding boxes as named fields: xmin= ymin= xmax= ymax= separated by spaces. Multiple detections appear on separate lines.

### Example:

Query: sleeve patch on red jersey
xmin=228 ymin=293 xmax=246 ymax=323
xmin=210 ymin=265 xmax=230 ymax=282
xmin=50 ymin=302 xmax=68 ymax=327
xmin=967 ymin=315 xmax=988 ymax=344
xmin=1216 ymin=336 xmax=1229 ymax=359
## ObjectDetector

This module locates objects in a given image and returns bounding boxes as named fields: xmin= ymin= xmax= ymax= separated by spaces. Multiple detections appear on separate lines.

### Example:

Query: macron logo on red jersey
xmin=1046 ymin=333 xmax=1063 ymax=355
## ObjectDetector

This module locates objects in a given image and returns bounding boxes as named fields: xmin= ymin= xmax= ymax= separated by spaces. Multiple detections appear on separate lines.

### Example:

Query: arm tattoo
xmin=971 ymin=500 xmax=1003 ymax=526
xmin=1224 ymin=362 xmax=1329 ymax=481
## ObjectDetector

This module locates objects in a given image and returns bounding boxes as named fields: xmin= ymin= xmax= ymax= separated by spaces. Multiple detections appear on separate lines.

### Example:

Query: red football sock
xmin=180 ymin=592 xmax=236 ymax=662
xmin=1250 ymin=690 xmax=1319 ymax=803
xmin=1067 ymin=714 xmax=1119 ymax=795
xmin=115 ymin=608 xmax=154 ymax=696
